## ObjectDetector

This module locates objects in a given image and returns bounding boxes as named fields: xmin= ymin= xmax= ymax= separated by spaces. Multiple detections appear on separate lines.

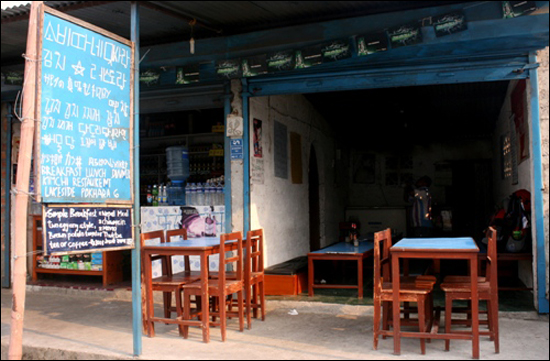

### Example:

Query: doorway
xmin=309 ymin=145 xmax=321 ymax=252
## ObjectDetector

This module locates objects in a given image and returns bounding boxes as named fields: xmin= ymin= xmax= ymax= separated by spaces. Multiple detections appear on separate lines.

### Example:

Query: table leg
xmin=308 ymin=257 xmax=314 ymax=297
xmin=391 ymin=254 xmax=401 ymax=355
xmin=470 ymin=254 xmax=480 ymax=359
xmin=143 ymin=252 xmax=155 ymax=338
xmin=358 ymin=257 xmax=364 ymax=299
xmin=200 ymin=253 xmax=210 ymax=343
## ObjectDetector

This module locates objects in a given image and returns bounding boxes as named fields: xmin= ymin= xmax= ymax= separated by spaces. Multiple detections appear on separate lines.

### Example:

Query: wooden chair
xmin=163 ymin=228 xmax=201 ymax=318
xmin=181 ymin=231 xmax=245 ymax=342
xmin=373 ymin=229 xmax=435 ymax=355
xmin=141 ymin=230 xmax=201 ymax=334
xmin=441 ymin=227 xmax=499 ymax=353
xmin=244 ymin=229 xmax=266 ymax=329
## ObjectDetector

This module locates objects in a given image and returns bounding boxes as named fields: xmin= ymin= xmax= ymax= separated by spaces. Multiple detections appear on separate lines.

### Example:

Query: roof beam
xmin=1 ymin=1 xmax=114 ymax=24
xmin=141 ymin=2 xmax=549 ymax=68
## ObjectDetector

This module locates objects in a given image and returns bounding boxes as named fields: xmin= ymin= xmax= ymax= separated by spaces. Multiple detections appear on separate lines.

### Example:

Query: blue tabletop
xmin=148 ymin=237 xmax=224 ymax=249
xmin=391 ymin=237 xmax=478 ymax=251
xmin=311 ymin=240 xmax=374 ymax=254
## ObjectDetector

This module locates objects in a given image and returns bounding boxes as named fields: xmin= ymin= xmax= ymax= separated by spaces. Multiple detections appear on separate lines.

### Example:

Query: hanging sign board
xmin=357 ymin=32 xmax=388 ymax=56
xmin=242 ymin=54 xmax=268 ymax=78
xmin=37 ymin=8 xmax=134 ymax=204
xmin=433 ymin=12 xmax=467 ymax=37
xmin=387 ymin=22 xmax=423 ymax=48
xmin=321 ymin=40 xmax=352 ymax=62
xmin=42 ymin=205 xmax=134 ymax=255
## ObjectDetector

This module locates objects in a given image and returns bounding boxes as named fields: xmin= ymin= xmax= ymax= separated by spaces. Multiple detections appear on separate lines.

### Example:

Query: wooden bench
xmin=264 ymin=257 xmax=308 ymax=296
xmin=478 ymin=252 xmax=533 ymax=291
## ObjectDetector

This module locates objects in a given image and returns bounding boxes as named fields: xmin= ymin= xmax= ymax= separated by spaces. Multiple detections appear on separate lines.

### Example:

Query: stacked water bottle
xmin=185 ymin=176 xmax=225 ymax=206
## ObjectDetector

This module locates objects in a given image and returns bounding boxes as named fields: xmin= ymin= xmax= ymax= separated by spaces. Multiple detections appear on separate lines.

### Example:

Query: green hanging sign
xmin=387 ymin=22 xmax=423 ymax=48
xmin=267 ymin=50 xmax=296 ymax=72
xmin=242 ymin=54 xmax=268 ymax=77
xmin=216 ymin=59 xmax=242 ymax=79
xmin=176 ymin=64 xmax=200 ymax=84
xmin=296 ymin=44 xmax=323 ymax=69
xmin=321 ymin=40 xmax=352 ymax=62
xmin=357 ymin=32 xmax=389 ymax=56
xmin=433 ymin=11 xmax=467 ymax=37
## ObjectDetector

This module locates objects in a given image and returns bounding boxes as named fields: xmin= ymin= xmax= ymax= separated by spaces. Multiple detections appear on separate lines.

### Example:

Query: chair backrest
xmin=373 ymin=229 xmax=392 ymax=296
xmin=166 ymin=228 xmax=190 ymax=271
xmin=485 ymin=226 xmax=498 ymax=292
xmin=218 ymin=232 xmax=243 ymax=286
xmin=246 ymin=229 xmax=264 ymax=277
xmin=140 ymin=230 xmax=165 ymax=248
xmin=140 ymin=230 xmax=168 ymax=275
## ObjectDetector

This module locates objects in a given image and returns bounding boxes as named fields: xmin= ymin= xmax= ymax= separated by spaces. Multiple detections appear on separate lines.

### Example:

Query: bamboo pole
xmin=9 ymin=2 xmax=42 ymax=360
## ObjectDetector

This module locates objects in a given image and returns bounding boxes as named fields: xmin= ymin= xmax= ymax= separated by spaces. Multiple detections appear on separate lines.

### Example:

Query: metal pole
xmin=9 ymin=2 xmax=41 ymax=359
xmin=223 ymin=83 xmax=232 ymax=233
xmin=241 ymin=79 xmax=250 ymax=234
xmin=130 ymin=1 xmax=142 ymax=356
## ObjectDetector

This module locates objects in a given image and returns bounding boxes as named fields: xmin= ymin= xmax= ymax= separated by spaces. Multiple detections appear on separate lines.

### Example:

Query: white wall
xmin=249 ymin=94 xmax=345 ymax=267
xmin=493 ymin=80 xmax=534 ymax=289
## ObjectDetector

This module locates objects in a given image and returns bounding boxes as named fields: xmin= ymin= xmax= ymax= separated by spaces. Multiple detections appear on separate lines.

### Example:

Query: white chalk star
xmin=72 ymin=61 xmax=85 ymax=76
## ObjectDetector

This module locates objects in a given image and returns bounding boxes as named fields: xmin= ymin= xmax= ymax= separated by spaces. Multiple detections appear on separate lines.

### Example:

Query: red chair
xmin=373 ymin=229 xmax=435 ymax=355
xmin=181 ymin=231 xmax=245 ymax=342
xmin=441 ymin=227 xmax=499 ymax=353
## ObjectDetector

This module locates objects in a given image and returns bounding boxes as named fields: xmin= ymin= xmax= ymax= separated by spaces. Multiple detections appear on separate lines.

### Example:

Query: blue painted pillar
xmin=242 ymin=79 xmax=250 ymax=234
xmin=528 ymin=52 xmax=549 ymax=314
xmin=224 ymin=82 xmax=232 ymax=233
xmin=131 ymin=1 xmax=142 ymax=356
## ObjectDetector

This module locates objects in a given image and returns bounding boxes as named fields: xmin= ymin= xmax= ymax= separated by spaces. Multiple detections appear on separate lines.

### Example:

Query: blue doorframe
xmin=529 ymin=52 xmax=549 ymax=314
xmin=224 ymin=82 xmax=232 ymax=233
xmin=242 ymin=79 xmax=251 ymax=235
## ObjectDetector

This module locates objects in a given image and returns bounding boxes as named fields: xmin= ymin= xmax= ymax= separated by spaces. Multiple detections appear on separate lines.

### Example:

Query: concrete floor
xmin=1 ymin=286 xmax=549 ymax=360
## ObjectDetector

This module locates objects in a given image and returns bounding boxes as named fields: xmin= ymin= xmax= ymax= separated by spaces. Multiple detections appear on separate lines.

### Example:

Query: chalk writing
xmin=40 ymin=12 xmax=132 ymax=203
xmin=44 ymin=206 xmax=133 ymax=254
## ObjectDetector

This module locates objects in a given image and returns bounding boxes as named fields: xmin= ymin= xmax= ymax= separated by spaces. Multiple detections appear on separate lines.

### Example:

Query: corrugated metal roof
xmin=1 ymin=1 xmax=469 ymax=66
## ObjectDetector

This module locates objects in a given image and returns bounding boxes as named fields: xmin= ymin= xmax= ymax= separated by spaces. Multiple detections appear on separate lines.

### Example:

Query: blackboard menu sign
xmin=37 ymin=9 xmax=134 ymax=204
xmin=43 ymin=205 xmax=134 ymax=255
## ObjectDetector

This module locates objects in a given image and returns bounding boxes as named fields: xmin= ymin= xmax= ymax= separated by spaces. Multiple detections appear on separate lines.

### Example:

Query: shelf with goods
xmin=32 ymin=216 xmax=124 ymax=287
xmin=140 ymin=132 xmax=225 ymax=187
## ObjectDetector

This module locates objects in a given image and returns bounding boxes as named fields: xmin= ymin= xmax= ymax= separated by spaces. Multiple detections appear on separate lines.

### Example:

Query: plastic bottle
xmin=161 ymin=185 xmax=167 ymax=205
xmin=196 ymin=183 xmax=204 ymax=206
xmin=217 ymin=182 xmax=224 ymax=206
xmin=146 ymin=185 xmax=153 ymax=206
xmin=152 ymin=184 xmax=159 ymax=207
xmin=185 ymin=183 xmax=190 ymax=205
xmin=190 ymin=183 xmax=196 ymax=205
xmin=205 ymin=180 xmax=216 ymax=206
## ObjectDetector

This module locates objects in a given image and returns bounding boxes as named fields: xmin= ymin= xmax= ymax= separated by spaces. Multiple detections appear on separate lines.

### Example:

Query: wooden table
xmin=308 ymin=241 xmax=374 ymax=299
xmin=142 ymin=237 xmax=236 ymax=343
xmin=390 ymin=237 xmax=480 ymax=359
